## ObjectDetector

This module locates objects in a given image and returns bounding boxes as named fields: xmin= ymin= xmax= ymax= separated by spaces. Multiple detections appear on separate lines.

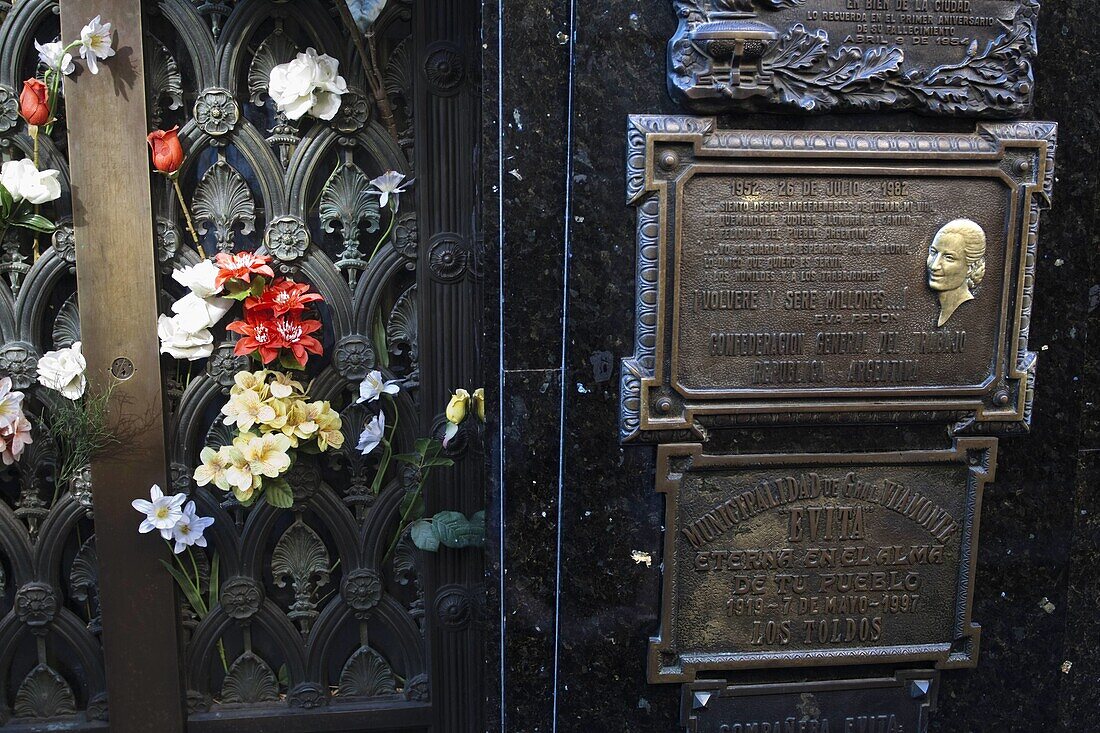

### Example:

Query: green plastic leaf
xmin=278 ymin=352 xmax=305 ymax=371
xmin=410 ymin=518 xmax=440 ymax=551
xmin=423 ymin=457 xmax=455 ymax=468
xmin=373 ymin=311 xmax=389 ymax=369
xmin=264 ymin=477 xmax=294 ymax=508
xmin=393 ymin=452 xmax=418 ymax=465
xmin=223 ymin=280 xmax=252 ymax=300
xmin=432 ymin=510 xmax=484 ymax=549
xmin=250 ymin=275 xmax=267 ymax=297
xmin=209 ymin=552 xmax=220 ymax=609
xmin=414 ymin=437 xmax=432 ymax=455
xmin=14 ymin=213 xmax=56 ymax=233
xmin=400 ymin=488 xmax=425 ymax=520
xmin=161 ymin=559 xmax=206 ymax=614
xmin=0 ymin=185 xmax=13 ymax=219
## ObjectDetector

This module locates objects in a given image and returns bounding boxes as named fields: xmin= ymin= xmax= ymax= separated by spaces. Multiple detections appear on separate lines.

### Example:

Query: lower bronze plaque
xmin=621 ymin=117 xmax=1057 ymax=439
xmin=650 ymin=439 xmax=995 ymax=682
xmin=682 ymin=671 xmax=939 ymax=733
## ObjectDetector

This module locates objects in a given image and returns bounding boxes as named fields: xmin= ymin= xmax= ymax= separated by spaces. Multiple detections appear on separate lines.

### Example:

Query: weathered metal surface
xmin=649 ymin=439 xmax=995 ymax=682
xmin=682 ymin=671 xmax=939 ymax=733
xmin=621 ymin=117 xmax=1056 ymax=439
xmin=61 ymin=0 xmax=185 ymax=730
xmin=668 ymin=0 xmax=1040 ymax=116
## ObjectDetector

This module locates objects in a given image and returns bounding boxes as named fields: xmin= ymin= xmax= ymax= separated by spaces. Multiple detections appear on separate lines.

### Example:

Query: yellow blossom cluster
xmin=194 ymin=370 xmax=343 ymax=505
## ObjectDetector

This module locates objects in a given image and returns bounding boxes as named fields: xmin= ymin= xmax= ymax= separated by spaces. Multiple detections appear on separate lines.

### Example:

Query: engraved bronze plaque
xmin=682 ymin=671 xmax=939 ymax=733
xmin=621 ymin=118 xmax=1056 ymax=440
xmin=668 ymin=0 xmax=1039 ymax=116
xmin=649 ymin=439 xmax=995 ymax=682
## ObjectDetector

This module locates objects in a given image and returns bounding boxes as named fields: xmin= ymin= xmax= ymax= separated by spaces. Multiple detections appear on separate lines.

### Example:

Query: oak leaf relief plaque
xmin=650 ymin=439 xmax=995 ymax=683
xmin=669 ymin=0 xmax=1040 ymax=115
xmin=621 ymin=117 xmax=1056 ymax=439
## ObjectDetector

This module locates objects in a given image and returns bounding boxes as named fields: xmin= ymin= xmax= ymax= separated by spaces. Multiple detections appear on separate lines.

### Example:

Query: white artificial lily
xmin=357 ymin=412 xmax=385 ymax=454
xmin=36 ymin=341 xmax=86 ymax=400
xmin=158 ymin=314 xmax=214 ymax=360
xmin=78 ymin=15 xmax=115 ymax=75
xmin=0 ymin=377 xmax=24 ymax=431
xmin=35 ymin=40 xmax=75 ymax=76
xmin=346 ymin=0 xmax=389 ymax=34
xmin=171 ymin=260 xmax=222 ymax=299
xmin=268 ymin=48 xmax=347 ymax=121
xmin=0 ymin=159 xmax=62 ymax=205
xmin=132 ymin=484 xmax=187 ymax=540
xmin=368 ymin=170 xmax=410 ymax=209
xmin=171 ymin=292 xmax=232 ymax=333
xmin=356 ymin=370 xmax=400 ymax=403
xmin=171 ymin=501 xmax=214 ymax=554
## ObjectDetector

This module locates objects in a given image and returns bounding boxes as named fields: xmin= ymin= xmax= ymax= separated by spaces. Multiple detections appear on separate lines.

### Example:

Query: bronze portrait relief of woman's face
xmin=926 ymin=219 xmax=987 ymax=327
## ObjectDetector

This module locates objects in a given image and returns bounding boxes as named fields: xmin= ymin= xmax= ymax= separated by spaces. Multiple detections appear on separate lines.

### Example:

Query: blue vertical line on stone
xmin=495 ymin=0 xmax=508 ymax=730
xmin=551 ymin=0 xmax=578 ymax=729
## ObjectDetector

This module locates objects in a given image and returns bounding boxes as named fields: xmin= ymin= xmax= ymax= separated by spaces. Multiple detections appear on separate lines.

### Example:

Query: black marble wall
xmin=482 ymin=1 xmax=1099 ymax=730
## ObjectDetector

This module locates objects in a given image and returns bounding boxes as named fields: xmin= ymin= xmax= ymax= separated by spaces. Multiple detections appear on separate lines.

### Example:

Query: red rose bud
xmin=147 ymin=126 xmax=184 ymax=174
xmin=19 ymin=78 xmax=49 ymax=126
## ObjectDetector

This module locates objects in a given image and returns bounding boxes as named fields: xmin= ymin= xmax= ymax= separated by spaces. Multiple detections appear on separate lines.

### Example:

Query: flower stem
xmin=370 ymin=395 xmax=399 ymax=495
xmin=367 ymin=201 xmax=397 ymax=262
xmin=383 ymin=482 xmax=421 ymax=564
xmin=171 ymin=176 xmax=206 ymax=259
xmin=30 ymin=127 xmax=40 ymax=262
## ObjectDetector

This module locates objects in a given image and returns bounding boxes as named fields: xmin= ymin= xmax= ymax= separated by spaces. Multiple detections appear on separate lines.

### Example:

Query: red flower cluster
xmin=226 ymin=275 xmax=324 ymax=369
xmin=214 ymin=251 xmax=275 ymax=290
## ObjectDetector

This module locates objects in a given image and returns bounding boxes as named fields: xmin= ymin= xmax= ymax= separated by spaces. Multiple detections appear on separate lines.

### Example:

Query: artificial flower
xmin=171 ymin=292 xmax=232 ymax=333
xmin=314 ymin=402 xmax=344 ymax=451
xmin=171 ymin=501 xmax=214 ymax=554
xmin=132 ymin=484 xmax=186 ymax=540
xmin=214 ymin=251 xmax=274 ymax=289
xmin=0 ymin=159 xmax=61 ymax=204
xmin=147 ymin=126 xmax=184 ymax=174
xmin=172 ymin=260 xmax=222 ymax=299
xmin=272 ymin=316 xmax=324 ymax=368
xmin=238 ymin=432 xmax=292 ymax=478
xmin=357 ymin=370 xmax=400 ymax=403
xmin=261 ymin=396 xmax=290 ymax=431
xmin=37 ymin=341 xmax=86 ymax=400
xmin=368 ymin=170 xmax=410 ymax=209
xmin=357 ymin=411 xmax=385 ymax=455
xmin=222 ymin=387 xmax=276 ymax=432
xmin=19 ymin=79 xmax=49 ymax=126
xmin=226 ymin=312 xmax=282 ymax=365
xmin=269 ymin=372 xmax=304 ymax=399
xmin=473 ymin=387 xmax=485 ymax=422
xmin=157 ymin=314 xmax=214 ymax=360
xmin=0 ymin=377 xmax=25 ymax=431
xmin=78 ymin=15 xmax=115 ymax=75
xmin=232 ymin=370 xmax=271 ymax=396
xmin=277 ymin=400 xmax=319 ymax=447
xmin=346 ymin=0 xmax=389 ymax=34
xmin=1 ymin=415 xmax=32 ymax=465
xmin=446 ymin=388 xmax=470 ymax=425
xmin=35 ymin=40 xmax=75 ymax=76
xmin=244 ymin=278 xmax=323 ymax=319
xmin=194 ymin=446 xmax=236 ymax=491
xmin=267 ymin=47 xmax=347 ymax=121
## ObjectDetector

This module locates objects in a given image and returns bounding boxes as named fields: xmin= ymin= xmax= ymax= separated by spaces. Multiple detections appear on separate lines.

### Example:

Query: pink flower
xmin=1 ymin=414 xmax=32 ymax=465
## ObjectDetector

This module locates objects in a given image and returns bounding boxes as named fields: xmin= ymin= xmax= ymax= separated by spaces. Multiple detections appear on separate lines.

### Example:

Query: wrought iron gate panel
xmin=0 ymin=1 xmax=108 ymax=728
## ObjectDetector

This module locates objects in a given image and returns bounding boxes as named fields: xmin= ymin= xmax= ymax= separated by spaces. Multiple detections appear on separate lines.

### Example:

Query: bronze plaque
xmin=621 ymin=118 xmax=1056 ymax=440
xmin=668 ymin=0 xmax=1039 ymax=116
xmin=649 ymin=439 xmax=995 ymax=682
xmin=682 ymin=671 xmax=938 ymax=733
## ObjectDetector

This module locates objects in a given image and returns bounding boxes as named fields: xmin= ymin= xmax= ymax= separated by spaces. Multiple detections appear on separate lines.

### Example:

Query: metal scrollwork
xmin=427 ymin=233 xmax=470 ymax=282
xmin=319 ymin=163 xmax=381 ymax=285
xmin=265 ymin=215 xmax=310 ymax=263
xmin=16 ymin=582 xmax=58 ymax=630
xmin=0 ymin=84 xmax=19 ymax=138
xmin=333 ymin=334 xmax=376 ymax=382
xmin=220 ymin=576 xmax=263 ymax=621
xmin=423 ymin=41 xmax=466 ymax=96
xmin=192 ymin=158 xmax=256 ymax=253
xmin=0 ymin=341 xmax=39 ymax=390
xmin=271 ymin=517 xmax=331 ymax=635
xmin=194 ymin=87 xmax=241 ymax=138
xmin=342 ymin=568 xmax=383 ymax=619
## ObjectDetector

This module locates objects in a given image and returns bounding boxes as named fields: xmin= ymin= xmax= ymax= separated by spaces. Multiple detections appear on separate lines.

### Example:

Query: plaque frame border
xmin=621 ymin=117 xmax=1057 ymax=441
xmin=648 ymin=437 xmax=997 ymax=683
xmin=680 ymin=670 xmax=940 ymax=733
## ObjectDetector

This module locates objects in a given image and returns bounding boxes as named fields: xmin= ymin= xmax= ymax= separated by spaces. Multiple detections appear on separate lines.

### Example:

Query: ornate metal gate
xmin=0 ymin=0 xmax=483 ymax=730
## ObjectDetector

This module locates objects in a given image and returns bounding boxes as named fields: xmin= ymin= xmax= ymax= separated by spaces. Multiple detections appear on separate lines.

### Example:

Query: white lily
xmin=356 ymin=370 xmax=400 ymax=403
xmin=132 ymin=484 xmax=187 ymax=540
xmin=171 ymin=501 xmax=214 ymax=554
xmin=368 ymin=170 xmax=410 ymax=209
xmin=346 ymin=0 xmax=389 ymax=34
xmin=78 ymin=16 xmax=115 ymax=75
xmin=35 ymin=40 xmax=75 ymax=76
xmin=357 ymin=412 xmax=385 ymax=454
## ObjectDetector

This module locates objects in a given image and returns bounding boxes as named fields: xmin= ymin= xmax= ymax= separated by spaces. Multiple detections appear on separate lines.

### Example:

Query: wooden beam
xmin=59 ymin=2 xmax=185 ymax=730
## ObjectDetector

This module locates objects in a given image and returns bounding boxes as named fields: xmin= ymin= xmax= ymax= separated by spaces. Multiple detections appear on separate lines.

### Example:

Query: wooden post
xmin=59 ymin=2 xmax=185 ymax=730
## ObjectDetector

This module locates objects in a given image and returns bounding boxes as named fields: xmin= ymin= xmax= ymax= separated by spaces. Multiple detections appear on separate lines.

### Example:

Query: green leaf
xmin=414 ymin=437 xmax=432 ymax=455
xmin=250 ymin=275 xmax=267 ymax=298
xmin=224 ymin=280 xmax=253 ymax=300
xmin=400 ymin=489 xmax=425 ymax=520
xmin=161 ymin=558 xmax=206 ymax=615
xmin=13 ymin=214 xmax=56 ymax=233
xmin=209 ymin=552 xmax=220 ymax=609
xmin=264 ymin=477 xmax=294 ymax=508
xmin=278 ymin=352 xmax=305 ymax=371
xmin=431 ymin=510 xmax=481 ymax=549
xmin=0 ymin=184 xmax=13 ymax=219
xmin=410 ymin=518 xmax=439 ymax=551
xmin=277 ymin=664 xmax=290 ymax=690
xmin=393 ymin=452 xmax=419 ymax=465
xmin=373 ymin=311 xmax=390 ymax=369
xmin=423 ymin=457 xmax=455 ymax=468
